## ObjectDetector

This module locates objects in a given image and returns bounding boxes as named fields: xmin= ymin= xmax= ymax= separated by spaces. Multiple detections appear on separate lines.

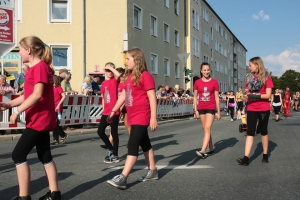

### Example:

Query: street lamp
xmin=177 ymin=53 xmax=190 ymax=90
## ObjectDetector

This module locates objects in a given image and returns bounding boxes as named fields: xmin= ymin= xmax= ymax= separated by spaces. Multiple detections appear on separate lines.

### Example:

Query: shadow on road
xmin=250 ymin=140 xmax=277 ymax=162
xmin=213 ymin=137 xmax=239 ymax=154
xmin=0 ymin=172 xmax=73 ymax=200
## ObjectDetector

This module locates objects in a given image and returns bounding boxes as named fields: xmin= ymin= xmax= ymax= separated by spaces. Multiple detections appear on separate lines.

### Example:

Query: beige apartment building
xmin=2 ymin=0 xmax=246 ymax=92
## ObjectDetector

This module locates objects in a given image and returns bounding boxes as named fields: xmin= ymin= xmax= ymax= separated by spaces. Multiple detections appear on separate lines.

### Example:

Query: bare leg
xmin=200 ymin=113 xmax=215 ymax=152
xmin=143 ymin=148 xmax=156 ymax=170
xmin=16 ymin=163 xmax=30 ymax=196
xmin=261 ymin=135 xmax=269 ymax=154
xmin=44 ymin=162 xmax=59 ymax=192
xmin=244 ymin=136 xmax=254 ymax=157
xmin=121 ymin=155 xmax=138 ymax=177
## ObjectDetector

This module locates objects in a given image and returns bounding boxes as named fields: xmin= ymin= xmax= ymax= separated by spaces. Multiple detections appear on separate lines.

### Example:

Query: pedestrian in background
xmin=237 ymin=56 xmax=273 ymax=166
xmin=283 ymin=87 xmax=292 ymax=117
xmin=194 ymin=62 xmax=221 ymax=159
xmin=271 ymin=89 xmax=283 ymax=122
xmin=0 ymin=36 xmax=61 ymax=200
xmin=14 ymin=64 xmax=29 ymax=93
xmin=227 ymin=91 xmax=236 ymax=122
xmin=51 ymin=75 xmax=68 ymax=145
xmin=107 ymin=48 xmax=158 ymax=189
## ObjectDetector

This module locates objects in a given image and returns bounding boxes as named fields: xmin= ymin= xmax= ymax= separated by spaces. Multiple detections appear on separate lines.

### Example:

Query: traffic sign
xmin=0 ymin=8 xmax=13 ymax=43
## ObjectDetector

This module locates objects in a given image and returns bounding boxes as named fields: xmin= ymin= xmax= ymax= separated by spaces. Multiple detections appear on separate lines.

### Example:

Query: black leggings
xmin=273 ymin=105 xmax=281 ymax=114
xmin=12 ymin=128 xmax=53 ymax=165
xmin=97 ymin=115 xmax=119 ymax=156
xmin=53 ymin=115 xmax=66 ymax=141
xmin=228 ymin=106 xmax=235 ymax=119
xmin=127 ymin=125 xmax=152 ymax=156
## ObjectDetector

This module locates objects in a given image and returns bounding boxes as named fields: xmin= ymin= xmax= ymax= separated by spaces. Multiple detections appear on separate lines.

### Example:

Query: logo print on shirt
xmin=104 ymin=86 xmax=111 ymax=103
xmin=201 ymin=87 xmax=210 ymax=101
xmin=125 ymin=83 xmax=133 ymax=107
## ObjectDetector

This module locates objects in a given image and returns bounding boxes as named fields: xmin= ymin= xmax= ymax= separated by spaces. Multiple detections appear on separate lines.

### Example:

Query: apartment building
xmin=1 ymin=0 xmax=246 ymax=92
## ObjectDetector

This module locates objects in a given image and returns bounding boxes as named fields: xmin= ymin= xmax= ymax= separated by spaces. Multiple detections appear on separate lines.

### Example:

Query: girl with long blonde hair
xmin=107 ymin=48 xmax=158 ymax=189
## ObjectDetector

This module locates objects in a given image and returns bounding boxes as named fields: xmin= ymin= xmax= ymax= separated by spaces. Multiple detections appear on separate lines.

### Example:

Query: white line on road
xmin=107 ymin=165 xmax=213 ymax=170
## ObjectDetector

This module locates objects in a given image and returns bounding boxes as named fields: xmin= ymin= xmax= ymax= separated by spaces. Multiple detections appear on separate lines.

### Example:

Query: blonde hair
xmin=19 ymin=36 xmax=54 ymax=74
xmin=122 ymin=48 xmax=148 ymax=86
xmin=84 ymin=76 xmax=91 ymax=85
xmin=249 ymin=57 xmax=268 ymax=85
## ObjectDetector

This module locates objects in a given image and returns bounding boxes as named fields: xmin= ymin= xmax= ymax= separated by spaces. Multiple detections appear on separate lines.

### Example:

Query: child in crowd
xmin=16 ymin=78 xmax=24 ymax=95
xmin=107 ymin=48 xmax=158 ymax=189
xmin=81 ymin=76 xmax=93 ymax=96
xmin=97 ymin=62 xmax=121 ymax=163
xmin=51 ymin=75 xmax=68 ymax=145
xmin=0 ymin=36 xmax=61 ymax=199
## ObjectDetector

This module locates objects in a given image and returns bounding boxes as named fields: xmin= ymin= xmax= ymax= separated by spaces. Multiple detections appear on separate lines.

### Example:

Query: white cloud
xmin=252 ymin=10 xmax=270 ymax=21
xmin=262 ymin=44 xmax=300 ymax=77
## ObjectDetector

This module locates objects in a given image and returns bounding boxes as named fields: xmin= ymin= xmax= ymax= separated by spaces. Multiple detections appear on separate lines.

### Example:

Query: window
xmin=49 ymin=0 xmax=71 ymax=23
xmin=163 ymin=23 xmax=170 ymax=42
xmin=174 ymin=30 xmax=179 ymax=47
xmin=195 ymin=0 xmax=199 ymax=3
xmin=192 ymin=37 xmax=199 ymax=57
xmin=150 ymin=15 xmax=157 ymax=36
xmin=210 ymin=27 xmax=213 ymax=40
xmin=175 ymin=62 xmax=180 ymax=78
xmin=164 ymin=58 xmax=170 ymax=76
xmin=203 ymin=31 xmax=209 ymax=45
xmin=50 ymin=44 xmax=72 ymax=70
xmin=202 ymin=8 xmax=208 ymax=22
xmin=210 ymin=48 xmax=213 ymax=61
xmin=15 ymin=0 xmax=22 ymax=21
xmin=225 ymin=31 xmax=228 ymax=40
xmin=215 ymin=21 xmax=219 ymax=32
xmin=163 ymin=0 xmax=169 ymax=8
xmin=134 ymin=5 xmax=142 ymax=29
xmin=203 ymin=55 xmax=209 ymax=63
xmin=150 ymin=53 xmax=158 ymax=74
xmin=174 ymin=0 xmax=179 ymax=15
xmin=215 ymin=61 xmax=219 ymax=72
xmin=192 ymin=10 xmax=199 ymax=29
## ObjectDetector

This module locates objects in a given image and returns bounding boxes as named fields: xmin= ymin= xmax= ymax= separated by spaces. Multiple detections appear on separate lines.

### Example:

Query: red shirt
xmin=101 ymin=78 xmax=120 ymax=115
xmin=53 ymin=86 xmax=64 ymax=112
xmin=245 ymin=75 xmax=274 ymax=111
xmin=124 ymin=71 xmax=155 ymax=125
xmin=194 ymin=78 xmax=219 ymax=110
xmin=24 ymin=61 xmax=56 ymax=131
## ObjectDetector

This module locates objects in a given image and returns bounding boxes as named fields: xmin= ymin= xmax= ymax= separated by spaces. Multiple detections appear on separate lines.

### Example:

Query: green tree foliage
xmin=279 ymin=70 xmax=300 ymax=93
xmin=271 ymin=76 xmax=280 ymax=91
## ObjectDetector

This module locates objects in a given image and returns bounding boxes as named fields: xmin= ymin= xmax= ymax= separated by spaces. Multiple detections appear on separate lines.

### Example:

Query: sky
xmin=206 ymin=0 xmax=300 ymax=77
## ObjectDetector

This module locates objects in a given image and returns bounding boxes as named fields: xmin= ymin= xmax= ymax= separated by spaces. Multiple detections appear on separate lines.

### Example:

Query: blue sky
xmin=206 ymin=0 xmax=300 ymax=77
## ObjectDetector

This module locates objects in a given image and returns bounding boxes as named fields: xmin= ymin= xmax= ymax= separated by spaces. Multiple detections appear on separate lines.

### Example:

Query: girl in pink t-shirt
xmin=51 ymin=75 xmax=68 ymax=145
xmin=236 ymin=57 xmax=273 ymax=166
xmin=0 ymin=36 xmax=61 ymax=199
xmin=193 ymin=62 xmax=221 ymax=159
xmin=107 ymin=48 xmax=158 ymax=189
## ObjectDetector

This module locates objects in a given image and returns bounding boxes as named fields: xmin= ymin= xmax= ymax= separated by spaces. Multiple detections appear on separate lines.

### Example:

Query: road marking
xmin=107 ymin=165 xmax=213 ymax=170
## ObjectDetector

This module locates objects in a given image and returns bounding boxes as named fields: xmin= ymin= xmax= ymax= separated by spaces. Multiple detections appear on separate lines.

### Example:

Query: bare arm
xmin=105 ymin=65 xmax=121 ymax=80
xmin=109 ymin=90 xmax=126 ymax=117
xmin=193 ymin=90 xmax=198 ymax=111
xmin=56 ymin=92 xmax=66 ymax=111
xmin=147 ymin=89 xmax=158 ymax=132
xmin=261 ymin=88 xmax=272 ymax=100
xmin=215 ymin=91 xmax=221 ymax=120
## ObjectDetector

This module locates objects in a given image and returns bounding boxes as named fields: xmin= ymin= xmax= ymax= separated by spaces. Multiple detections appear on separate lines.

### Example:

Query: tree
xmin=279 ymin=69 xmax=300 ymax=93
xmin=271 ymin=75 xmax=280 ymax=91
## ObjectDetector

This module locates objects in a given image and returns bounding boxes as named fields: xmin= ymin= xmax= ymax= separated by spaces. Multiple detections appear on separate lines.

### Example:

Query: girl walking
xmin=107 ymin=48 xmax=158 ymax=189
xmin=271 ymin=89 xmax=283 ymax=122
xmin=236 ymin=57 xmax=273 ymax=166
xmin=194 ymin=62 xmax=221 ymax=158
xmin=0 ymin=36 xmax=61 ymax=199
xmin=227 ymin=91 xmax=237 ymax=122
xmin=283 ymin=87 xmax=292 ymax=117
xmin=97 ymin=63 xmax=121 ymax=163
xmin=51 ymin=75 xmax=68 ymax=145
xmin=236 ymin=87 xmax=244 ymax=119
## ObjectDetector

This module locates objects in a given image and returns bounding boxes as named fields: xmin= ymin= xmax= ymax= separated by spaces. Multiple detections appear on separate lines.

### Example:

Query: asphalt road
xmin=0 ymin=112 xmax=300 ymax=200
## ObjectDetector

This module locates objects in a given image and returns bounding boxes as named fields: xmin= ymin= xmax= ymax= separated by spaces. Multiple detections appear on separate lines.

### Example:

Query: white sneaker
xmin=231 ymin=119 xmax=233 ymax=122
xmin=226 ymin=113 xmax=229 ymax=116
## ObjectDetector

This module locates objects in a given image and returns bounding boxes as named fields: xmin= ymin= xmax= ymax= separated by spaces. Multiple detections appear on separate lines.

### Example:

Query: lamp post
xmin=177 ymin=53 xmax=190 ymax=90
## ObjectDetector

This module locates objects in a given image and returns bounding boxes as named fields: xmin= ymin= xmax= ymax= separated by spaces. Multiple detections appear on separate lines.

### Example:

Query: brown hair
xmin=19 ymin=36 xmax=54 ymax=74
xmin=122 ymin=48 xmax=148 ymax=86
xmin=249 ymin=57 xmax=268 ymax=85
xmin=53 ymin=75 xmax=61 ymax=86
xmin=200 ymin=62 xmax=210 ymax=78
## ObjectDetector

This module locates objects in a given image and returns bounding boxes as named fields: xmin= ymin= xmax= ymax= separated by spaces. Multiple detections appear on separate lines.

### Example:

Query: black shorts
xmin=198 ymin=110 xmax=215 ymax=115
xmin=121 ymin=108 xmax=127 ymax=114
xmin=246 ymin=111 xmax=270 ymax=136
xmin=237 ymin=102 xmax=244 ymax=111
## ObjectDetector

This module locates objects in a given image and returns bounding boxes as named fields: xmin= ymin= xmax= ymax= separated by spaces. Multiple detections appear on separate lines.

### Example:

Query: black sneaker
xmin=195 ymin=151 xmax=207 ymax=159
xmin=39 ymin=190 xmax=61 ymax=200
xmin=12 ymin=196 xmax=31 ymax=200
xmin=236 ymin=157 xmax=249 ymax=166
xmin=107 ymin=174 xmax=127 ymax=189
xmin=199 ymin=148 xmax=214 ymax=155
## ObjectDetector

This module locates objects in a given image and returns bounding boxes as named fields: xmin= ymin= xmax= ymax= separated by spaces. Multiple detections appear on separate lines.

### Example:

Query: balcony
xmin=234 ymin=63 xmax=237 ymax=69
xmin=234 ymin=78 xmax=237 ymax=84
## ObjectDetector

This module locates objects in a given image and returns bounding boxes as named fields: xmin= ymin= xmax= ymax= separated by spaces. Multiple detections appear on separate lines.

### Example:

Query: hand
xmin=0 ymin=102 xmax=11 ymax=111
xmin=216 ymin=112 xmax=221 ymax=121
xmin=10 ymin=113 xmax=18 ymax=123
xmin=149 ymin=118 xmax=158 ymax=132
xmin=55 ymin=105 xmax=60 ymax=111
xmin=109 ymin=111 xmax=116 ymax=120
xmin=0 ymin=90 xmax=5 ymax=95
xmin=195 ymin=111 xmax=200 ymax=119
xmin=106 ymin=115 xmax=113 ymax=124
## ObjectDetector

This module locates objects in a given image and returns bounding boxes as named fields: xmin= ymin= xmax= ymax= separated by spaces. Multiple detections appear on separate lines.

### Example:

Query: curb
xmin=0 ymin=117 xmax=193 ymax=142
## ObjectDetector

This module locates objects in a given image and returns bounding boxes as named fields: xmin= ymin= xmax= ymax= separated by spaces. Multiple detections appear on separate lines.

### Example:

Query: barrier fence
xmin=0 ymin=94 xmax=193 ymax=130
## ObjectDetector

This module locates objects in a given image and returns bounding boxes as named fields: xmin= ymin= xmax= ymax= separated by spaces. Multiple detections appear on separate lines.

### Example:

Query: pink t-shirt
xmin=124 ymin=71 xmax=155 ymax=125
xmin=24 ymin=61 xmax=56 ymax=131
xmin=53 ymin=86 xmax=64 ymax=112
xmin=194 ymin=78 xmax=219 ymax=110
xmin=245 ymin=75 xmax=274 ymax=111
xmin=101 ymin=78 xmax=120 ymax=115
